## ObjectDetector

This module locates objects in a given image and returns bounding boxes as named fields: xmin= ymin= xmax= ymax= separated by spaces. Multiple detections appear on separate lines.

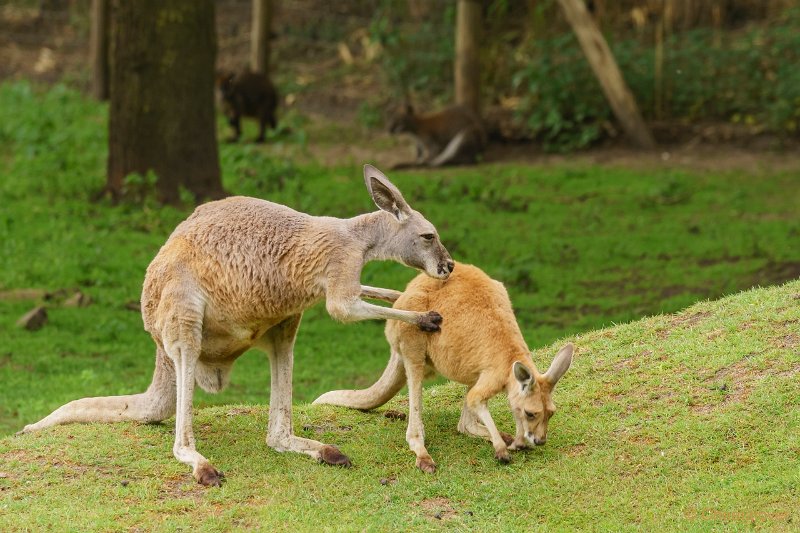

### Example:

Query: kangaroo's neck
xmin=346 ymin=210 xmax=400 ymax=263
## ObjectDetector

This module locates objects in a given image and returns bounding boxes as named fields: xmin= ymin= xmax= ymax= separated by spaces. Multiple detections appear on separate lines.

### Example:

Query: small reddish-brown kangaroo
xmin=315 ymin=263 xmax=573 ymax=473
xmin=20 ymin=165 xmax=453 ymax=486
xmin=387 ymin=103 xmax=488 ymax=168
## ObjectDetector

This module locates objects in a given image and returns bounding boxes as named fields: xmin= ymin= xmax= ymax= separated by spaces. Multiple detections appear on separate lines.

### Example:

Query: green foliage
xmin=511 ymin=33 xmax=610 ymax=152
xmin=2 ymin=280 xmax=799 ymax=530
xmin=368 ymin=0 xmax=455 ymax=105
xmin=509 ymin=9 xmax=800 ymax=150
xmin=356 ymin=100 xmax=384 ymax=130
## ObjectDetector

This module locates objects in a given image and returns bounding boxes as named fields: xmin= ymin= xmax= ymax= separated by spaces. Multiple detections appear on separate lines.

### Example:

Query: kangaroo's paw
xmin=319 ymin=445 xmax=352 ymax=467
xmin=508 ymin=437 xmax=529 ymax=451
xmin=416 ymin=456 xmax=437 ymax=474
xmin=194 ymin=463 xmax=225 ymax=487
xmin=418 ymin=311 xmax=443 ymax=332
xmin=494 ymin=448 xmax=512 ymax=464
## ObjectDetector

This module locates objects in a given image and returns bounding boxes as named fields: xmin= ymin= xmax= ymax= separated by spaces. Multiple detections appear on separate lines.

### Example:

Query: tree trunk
xmin=250 ymin=0 xmax=272 ymax=74
xmin=89 ymin=0 xmax=109 ymax=100
xmin=107 ymin=0 xmax=225 ymax=204
xmin=454 ymin=0 xmax=481 ymax=114
xmin=557 ymin=0 xmax=656 ymax=149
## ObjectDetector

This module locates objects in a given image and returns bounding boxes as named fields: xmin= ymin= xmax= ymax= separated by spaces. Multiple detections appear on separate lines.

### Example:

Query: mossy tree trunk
xmin=89 ymin=0 xmax=109 ymax=101
xmin=106 ymin=0 xmax=225 ymax=204
xmin=454 ymin=0 xmax=481 ymax=114
xmin=250 ymin=0 xmax=272 ymax=74
xmin=557 ymin=0 xmax=655 ymax=149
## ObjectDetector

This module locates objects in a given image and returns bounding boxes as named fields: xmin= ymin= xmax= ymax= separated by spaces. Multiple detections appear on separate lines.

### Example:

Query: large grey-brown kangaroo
xmin=19 ymin=165 xmax=454 ymax=486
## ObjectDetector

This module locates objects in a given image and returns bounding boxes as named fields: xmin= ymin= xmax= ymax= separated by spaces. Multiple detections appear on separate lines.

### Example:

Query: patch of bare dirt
xmin=566 ymin=443 xmax=587 ymax=457
xmin=775 ymin=333 xmax=799 ymax=349
xmin=159 ymin=475 xmax=207 ymax=501
xmin=658 ymin=311 xmax=712 ymax=339
xmin=670 ymin=311 xmax=712 ymax=328
xmin=419 ymin=496 xmax=458 ymax=522
xmin=693 ymin=357 xmax=800 ymax=414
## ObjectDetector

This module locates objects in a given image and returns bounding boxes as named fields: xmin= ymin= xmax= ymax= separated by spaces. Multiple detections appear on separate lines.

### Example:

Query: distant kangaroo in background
xmin=19 ymin=165 xmax=454 ymax=487
xmin=388 ymin=103 xmax=488 ymax=169
xmin=315 ymin=263 xmax=573 ymax=473
xmin=216 ymin=69 xmax=278 ymax=143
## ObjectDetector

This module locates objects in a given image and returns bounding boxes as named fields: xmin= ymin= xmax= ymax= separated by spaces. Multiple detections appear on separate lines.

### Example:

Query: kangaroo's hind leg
xmin=154 ymin=280 xmax=224 ymax=487
xmin=19 ymin=345 xmax=176 ymax=434
xmin=257 ymin=314 xmax=351 ymax=467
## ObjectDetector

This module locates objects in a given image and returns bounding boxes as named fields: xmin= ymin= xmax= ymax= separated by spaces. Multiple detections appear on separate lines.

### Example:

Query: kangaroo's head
xmin=508 ymin=343 xmax=574 ymax=446
xmin=364 ymin=164 xmax=454 ymax=280
xmin=386 ymin=103 xmax=416 ymax=134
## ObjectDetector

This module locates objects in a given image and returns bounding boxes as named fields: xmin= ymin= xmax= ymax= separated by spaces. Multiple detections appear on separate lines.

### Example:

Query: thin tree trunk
xmin=89 ymin=0 xmax=109 ymax=100
xmin=557 ymin=0 xmax=655 ymax=149
xmin=107 ymin=0 xmax=224 ymax=204
xmin=250 ymin=0 xmax=271 ymax=74
xmin=454 ymin=0 xmax=481 ymax=114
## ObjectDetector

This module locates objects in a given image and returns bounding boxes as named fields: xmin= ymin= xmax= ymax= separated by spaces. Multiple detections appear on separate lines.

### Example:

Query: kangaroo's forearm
xmin=359 ymin=285 xmax=402 ymax=303
xmin=327 ymin=298 xmax=419 ymax=324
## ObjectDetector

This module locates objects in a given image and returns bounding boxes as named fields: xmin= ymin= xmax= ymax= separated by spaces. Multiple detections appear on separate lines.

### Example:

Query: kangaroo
xmin=19 ymin=165 xmax=454 ymax=486
xmin=314 ymin=263 xmax=573 ymax=473
xmin=388 ymin=103 xmax=488 ymax=169
xmin=216 ymin=69 xmax=278 ymax=143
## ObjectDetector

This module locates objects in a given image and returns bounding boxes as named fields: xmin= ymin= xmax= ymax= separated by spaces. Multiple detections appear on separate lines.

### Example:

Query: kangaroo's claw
xmin=418 ymin=311 xmax=443 ymax=332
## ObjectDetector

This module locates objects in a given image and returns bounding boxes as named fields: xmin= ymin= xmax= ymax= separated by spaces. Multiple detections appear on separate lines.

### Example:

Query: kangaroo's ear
xmin=543 ymin=343 xmax=574 ymax=387
xmin=513 ymin=361 xmax=533 ymax=391
xmin=363 ymin=164 xmax=410 ymax=221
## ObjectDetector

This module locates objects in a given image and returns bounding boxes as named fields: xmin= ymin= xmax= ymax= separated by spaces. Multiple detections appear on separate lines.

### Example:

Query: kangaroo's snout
xmin=525 ymin=432 xmax=546 ymax=446
xmin=438 ymin=259 xmax=455 ymax=277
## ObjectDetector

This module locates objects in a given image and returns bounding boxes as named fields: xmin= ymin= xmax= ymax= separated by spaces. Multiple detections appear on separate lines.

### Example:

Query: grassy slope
xmin=2 ymin=82 xmax=799 ymax=438
xmin=2 ymin=280 xmax=798 ymax=531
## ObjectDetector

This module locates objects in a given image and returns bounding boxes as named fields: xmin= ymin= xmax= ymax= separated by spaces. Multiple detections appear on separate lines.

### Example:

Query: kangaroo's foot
xmin=195 ymin=462 xmax=225 ymax=487
xmin=268 ymin=434 xmax=352 ymax=468
xmin=416 ymin=455 xmax=437 ymax=474
xmin=319 ymin=444 xmax=352 ymax=467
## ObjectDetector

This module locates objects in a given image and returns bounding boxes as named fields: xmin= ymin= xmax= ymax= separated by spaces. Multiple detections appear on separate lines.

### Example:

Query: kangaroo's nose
xmin=445 ymin=260 xmax=455 ymax=273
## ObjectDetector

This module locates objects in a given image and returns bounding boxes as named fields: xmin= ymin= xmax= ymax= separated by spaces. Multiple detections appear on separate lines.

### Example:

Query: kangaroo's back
xmin=141 ymin=196 xmax=338 ymax=331
xmin=386 ymin=263 xmax=529 ymax=384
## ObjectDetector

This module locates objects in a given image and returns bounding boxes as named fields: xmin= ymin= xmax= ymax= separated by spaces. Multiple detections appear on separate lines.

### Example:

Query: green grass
xmin=1 ymin=81 xmax=799 ymax=440
xmin=2 ymin=280 xmax=798 ymax=531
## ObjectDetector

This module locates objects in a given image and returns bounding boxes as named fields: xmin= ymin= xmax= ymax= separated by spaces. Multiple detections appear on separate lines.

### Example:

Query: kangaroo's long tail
xmin=17 ymin=346 xmax=176 ymax=435
xmin=313 ymin=350 xmax=406 ymax=410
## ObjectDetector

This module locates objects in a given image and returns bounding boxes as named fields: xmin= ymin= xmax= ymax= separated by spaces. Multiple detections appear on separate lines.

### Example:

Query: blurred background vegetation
xmin=2 ymin=0 xmax=799 ymax=152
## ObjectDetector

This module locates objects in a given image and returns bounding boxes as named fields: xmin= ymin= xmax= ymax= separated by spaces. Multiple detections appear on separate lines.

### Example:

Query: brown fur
xmin=20 ymin=165 xmax=454 ymax=485
xmin=315 ymin=263 xmax=573 ymax=472
xmin=388 ymin=104 xmax=488 ymax=168
xmin=216 ymin=69 xmax=278 ymax=143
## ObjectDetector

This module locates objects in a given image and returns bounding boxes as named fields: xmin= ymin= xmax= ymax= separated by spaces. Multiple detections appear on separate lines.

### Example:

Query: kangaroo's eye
xmin=524 ymin=411 xmax=536 ymax=419
xmin=421 ymin=233 xmax=435 ymax=241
